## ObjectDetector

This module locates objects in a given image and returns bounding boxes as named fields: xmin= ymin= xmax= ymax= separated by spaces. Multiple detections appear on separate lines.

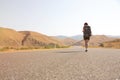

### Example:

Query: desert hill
xmin=73 ymin=35 xmax=115 ymax=47
xmin=61 ymin=38 xmax=78 ymax=46
xmin=0 ymin=27 xmax=23 ymax=48
xmin=19 ymin=31 xmax=64 ymax=48
xmin=52 ymin=36 xmax=78 ymax=46
xmin=0 ymin=27 xmax=64 ymax=50
xmin=101 ymin=39 xmax=120 ymax=48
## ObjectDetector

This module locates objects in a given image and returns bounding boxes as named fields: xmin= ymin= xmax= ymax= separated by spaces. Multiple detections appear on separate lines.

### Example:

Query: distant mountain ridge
xmin=60 ymin=38 xmax=78 ymax=46
xmin=55 ymin=35 xmax=120 ymax=40
xmin=55 ymin=35 xmax=83 ymax=40
xmin=106 ymin=35 xmax=120 ymax=38
xmin=55 ymin=35 xmax=69 ymax=39
xmin=71 ymin=35 xmax=83 ymax=40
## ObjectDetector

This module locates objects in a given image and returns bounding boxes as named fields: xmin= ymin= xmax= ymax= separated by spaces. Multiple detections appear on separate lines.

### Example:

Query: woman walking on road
xmin=82 ymin=22 xmax=92 ymax=52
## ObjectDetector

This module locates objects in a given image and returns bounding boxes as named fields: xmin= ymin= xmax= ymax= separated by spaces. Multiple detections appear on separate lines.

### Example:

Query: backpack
xmin=84 ymin=26 xmax=91 ymax=37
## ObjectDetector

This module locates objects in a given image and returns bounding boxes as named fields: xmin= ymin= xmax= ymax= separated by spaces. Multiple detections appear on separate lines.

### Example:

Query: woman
xmin=82 ymin=22 xmax=92 ymax=52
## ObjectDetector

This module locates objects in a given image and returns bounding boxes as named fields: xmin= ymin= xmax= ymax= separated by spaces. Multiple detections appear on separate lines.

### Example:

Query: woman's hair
xmin=84 ymin=22 xmax=88 ymax=25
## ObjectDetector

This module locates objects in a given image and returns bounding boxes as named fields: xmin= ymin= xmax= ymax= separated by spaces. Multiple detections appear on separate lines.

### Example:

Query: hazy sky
xmin=0 ymin=0 xmax=120 ymax=36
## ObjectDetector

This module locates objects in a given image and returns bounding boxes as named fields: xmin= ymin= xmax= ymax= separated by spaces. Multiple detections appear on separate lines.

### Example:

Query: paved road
xmin=0 ymin=46 xmax=120 ymax=80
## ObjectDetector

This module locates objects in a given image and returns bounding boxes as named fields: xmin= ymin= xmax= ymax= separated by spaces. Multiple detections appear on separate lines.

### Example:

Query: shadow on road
xmin=57 ymin=50 xmax=84 ymax=54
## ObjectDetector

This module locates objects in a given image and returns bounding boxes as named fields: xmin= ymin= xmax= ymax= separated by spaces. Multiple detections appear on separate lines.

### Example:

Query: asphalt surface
xmin=0 ymin=46 xmax=120 ymax=80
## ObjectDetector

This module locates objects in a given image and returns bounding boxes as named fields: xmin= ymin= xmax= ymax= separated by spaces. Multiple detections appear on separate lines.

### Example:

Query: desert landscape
xmin=0 ymin=0 xmax=120 ymax=79
xmin=0 ymin=27 xmax=120 ymax=52
xmin=0 ymin=27 xmax=120 ymax=80
xmin=0 ymin=27 xmax=66 ymax=51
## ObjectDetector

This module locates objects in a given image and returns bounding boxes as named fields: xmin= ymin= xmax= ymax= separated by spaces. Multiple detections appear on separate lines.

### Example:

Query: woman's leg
xmin=85 ymin=39 xmax=89 ymax=52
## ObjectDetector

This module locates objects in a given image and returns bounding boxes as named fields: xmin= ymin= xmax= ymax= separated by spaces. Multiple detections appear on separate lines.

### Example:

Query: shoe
xmin=85 ymin=50 xmax=88 ymax=52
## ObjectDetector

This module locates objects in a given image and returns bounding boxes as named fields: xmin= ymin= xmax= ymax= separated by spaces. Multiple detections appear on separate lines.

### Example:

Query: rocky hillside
xmin=19 ymin=31 xmax=64 ymax=48
xmin=0 ymin=27 xmax=64 ymax=50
